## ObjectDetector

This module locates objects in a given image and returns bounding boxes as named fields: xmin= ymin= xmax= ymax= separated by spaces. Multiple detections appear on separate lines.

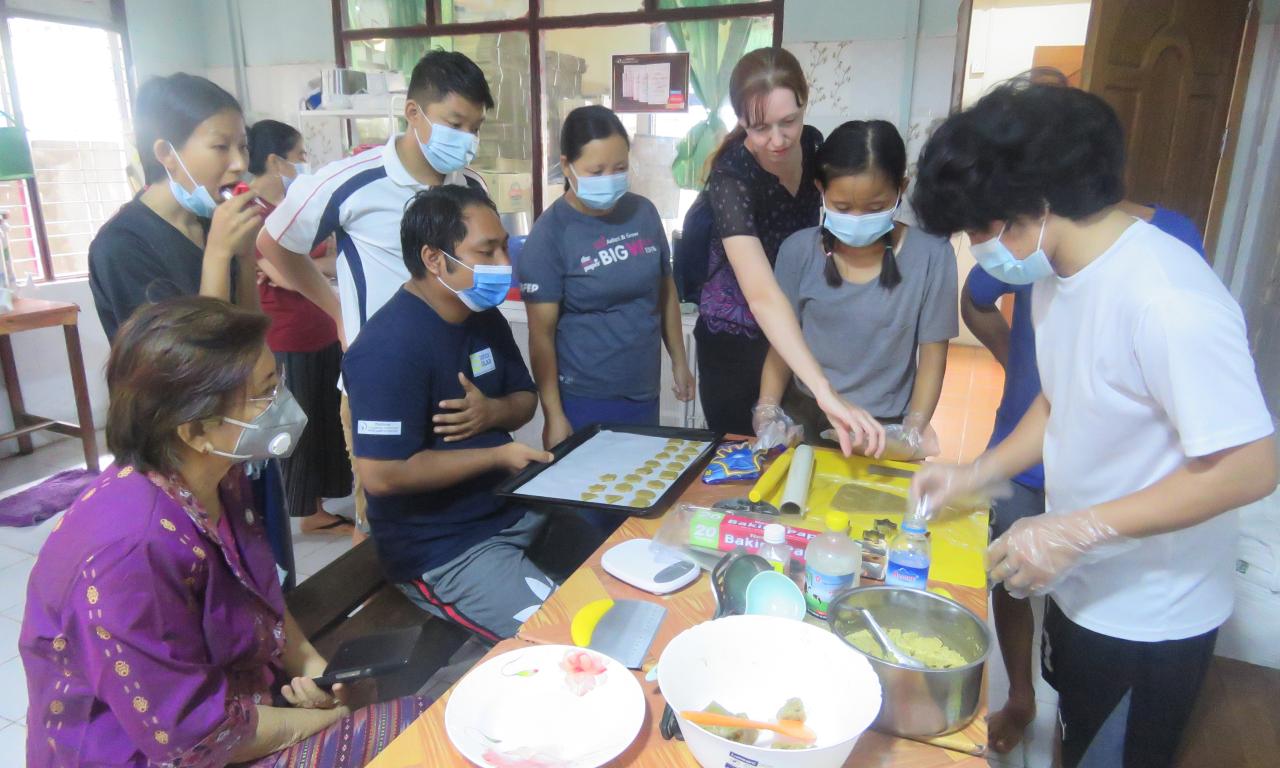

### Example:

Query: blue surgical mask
xmin=164 ymin=144 xmax=217 ymax=218
xmin=822 ymin=196 xmax=899 ymax=247
xmin=415 ymin=120 xmax=479 ymax=174
xmin=571 ymin=166 xmax=629 ymax=211
xmin=438 ymin=252 xmax=512 ymax=311
xmin=283 ymin=161 xmax=310 ymax=191
xmin=971 ymin=217 xmax=1054 ymax=285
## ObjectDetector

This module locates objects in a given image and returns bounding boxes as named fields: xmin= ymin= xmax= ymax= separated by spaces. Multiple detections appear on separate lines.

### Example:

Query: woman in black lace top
xmin=696 ymin=48 xmax=883 ymax=456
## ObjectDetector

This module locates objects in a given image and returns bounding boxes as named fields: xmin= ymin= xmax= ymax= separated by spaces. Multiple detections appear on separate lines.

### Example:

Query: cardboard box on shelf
xmin=478 ymin=171 xmax=533 ymax=214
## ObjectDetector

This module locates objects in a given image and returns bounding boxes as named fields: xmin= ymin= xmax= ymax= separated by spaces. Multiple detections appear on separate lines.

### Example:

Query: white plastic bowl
xmin=658 ymin=615 xmax=882 ymax=768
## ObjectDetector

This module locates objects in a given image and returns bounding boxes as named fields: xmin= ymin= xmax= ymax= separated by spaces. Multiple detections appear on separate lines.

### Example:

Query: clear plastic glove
xmin=751 ymin=403 xmax=801 ymax=453
xmin=881 ymin=412 xmax=940 ymax=461
xmin=908 ymin=459 xmax=1010 ymax=520
xmin=987 ymin=508 xmax=1132 ymax=598
xmin=813 ymin=387 xmax=885 ymax=458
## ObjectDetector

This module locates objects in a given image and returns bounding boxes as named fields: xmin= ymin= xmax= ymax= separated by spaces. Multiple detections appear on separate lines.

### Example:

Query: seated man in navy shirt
xmin=343 ymin=185 xmax=556 ymax=641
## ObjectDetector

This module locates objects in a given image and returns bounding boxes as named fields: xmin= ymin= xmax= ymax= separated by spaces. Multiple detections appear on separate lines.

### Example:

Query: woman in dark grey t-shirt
xmin=519 ymin=106 xmax=694 ymax=459
xmin=758 ymin=120 xmax=957 ymax=460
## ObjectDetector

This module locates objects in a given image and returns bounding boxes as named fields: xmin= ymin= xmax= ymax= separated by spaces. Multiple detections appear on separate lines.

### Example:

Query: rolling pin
xmin=779 ymin=444 xmax=815 ymax=516
xmin=748 ymin=446 xmax=794 ymax=503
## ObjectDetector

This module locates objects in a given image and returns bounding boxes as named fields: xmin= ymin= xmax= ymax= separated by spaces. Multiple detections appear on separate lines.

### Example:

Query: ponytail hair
xmin=706 ymin=48 xmax=809 ymax=179
xmin=815 ymin=120 xmax=906 ymax=290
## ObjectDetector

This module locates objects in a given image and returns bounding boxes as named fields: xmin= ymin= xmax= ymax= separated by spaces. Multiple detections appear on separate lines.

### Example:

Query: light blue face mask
xmin=438 ymin=252 xmax=512 ymax=311
xmin=822 ymin=195 xmax=899 ymax=247
xmin=415 ymin=119 xmax=479 ymax=174
xmin=282 ymin=161 xmax=310 ymax=192
xmin=164 ymin=144 xmax=217 ymax=218
xmin=570 ymin=166 xmax=629 ymax=211
xmin=971 ymin=216 xmax=1054 ymax=285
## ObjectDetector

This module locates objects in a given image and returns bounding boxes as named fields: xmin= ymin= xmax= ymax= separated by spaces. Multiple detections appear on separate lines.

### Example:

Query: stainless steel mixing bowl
xmin=827 ymin=585 xmax=991 ymax=738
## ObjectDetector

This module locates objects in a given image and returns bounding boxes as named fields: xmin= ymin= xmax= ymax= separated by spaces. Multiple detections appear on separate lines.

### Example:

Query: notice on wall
xmin=612 ymin=53 xmax=690 ymax=114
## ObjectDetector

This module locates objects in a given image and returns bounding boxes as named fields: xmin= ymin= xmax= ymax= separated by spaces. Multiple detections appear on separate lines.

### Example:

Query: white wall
xmin=124 ymin=0 xmax=336 ymax=123
xmin=786 ymin=0 xmax=978 ymax=344
xmin=123 ymin=0 xmax=207 ymax=82
xmin=962 ymin=0 xmax=1092 ymax=105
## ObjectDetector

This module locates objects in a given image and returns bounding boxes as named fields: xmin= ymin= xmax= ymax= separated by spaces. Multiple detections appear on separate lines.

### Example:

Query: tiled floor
xmin=0 ymin=344 xmax=1027 ymax=766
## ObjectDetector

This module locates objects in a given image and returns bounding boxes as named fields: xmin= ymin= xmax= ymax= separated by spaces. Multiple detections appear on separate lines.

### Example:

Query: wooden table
xmin=0 ymin=298 xmax=98 ymax=471
xmin=371 ymin=457 xmax=989 ymax=767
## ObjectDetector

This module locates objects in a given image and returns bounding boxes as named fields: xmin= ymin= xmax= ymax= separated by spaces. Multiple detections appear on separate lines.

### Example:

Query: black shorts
xmin=1041 ymin=599 xmax=1216 ymax=767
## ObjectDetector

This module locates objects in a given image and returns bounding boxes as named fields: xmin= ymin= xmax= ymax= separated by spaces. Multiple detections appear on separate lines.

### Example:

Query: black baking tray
xmin=495 ymin=423 xmax=724 ymax=518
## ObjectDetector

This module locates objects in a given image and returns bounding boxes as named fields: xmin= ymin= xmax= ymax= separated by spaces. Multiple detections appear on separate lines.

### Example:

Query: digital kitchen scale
xmin=601 ymin=538 xmax=701 ymax=595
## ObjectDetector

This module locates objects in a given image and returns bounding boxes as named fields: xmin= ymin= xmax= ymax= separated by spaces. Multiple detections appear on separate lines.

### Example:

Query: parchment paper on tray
xmin=514 ymin=429 xmax=709 ymax=508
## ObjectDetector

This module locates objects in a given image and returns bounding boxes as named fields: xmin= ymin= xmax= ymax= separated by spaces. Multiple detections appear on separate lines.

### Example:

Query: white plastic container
xmin=760 ymin=523 xmax=792 ymax=575
xmin=658 ymin=615 xmax=882 ymax=768
xmin=803 ymin=511 xmax=862 ymax=619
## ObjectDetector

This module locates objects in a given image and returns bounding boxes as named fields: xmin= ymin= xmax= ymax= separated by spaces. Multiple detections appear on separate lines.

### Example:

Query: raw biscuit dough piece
xmin=655 ymin=452 xmax=672 ymax=460
xmin=660 ymin=470 xmax=679 ymax=480
xmin=635 ymin=467 xmax=653 ymax=476
xmin=646 ymin=480 xmax=666 ymax=490
xmin=615 ymin=483 xmax=634 ymax=492
xmin=634 ymin=488 xmax=656 ymax=499
xmin=605 ymin=494 xmax=624 ymax=504
xmin=666 ymin=462 xmax=685 ymax=471
xmin=626 ymin=497 xmax=648 ymax=508
xmin=581 ymin=492 xmax=598 ymax=501
xmin=587 ymin=484 xmax=607 ymax=492
xmin=644 ymin=460 xmax=661 ymax=468
xmin=625 ymin=473 xmax=643 ymax=483
xmin=599 ymin=473 xmax=617 ymax=482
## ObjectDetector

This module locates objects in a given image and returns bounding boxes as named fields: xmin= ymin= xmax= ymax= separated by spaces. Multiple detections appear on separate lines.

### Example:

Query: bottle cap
xmin=824 ymin=511 xmax=850 ymax=534
xmin=763 ymin=523 xmax=786 ymax=544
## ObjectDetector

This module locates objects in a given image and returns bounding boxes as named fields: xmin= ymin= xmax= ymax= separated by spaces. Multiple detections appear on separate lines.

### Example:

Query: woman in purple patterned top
xmin=696 ymin=49 xmax=884 ymax=456
xmin=21 ymin=297 xmax=424 ymax=767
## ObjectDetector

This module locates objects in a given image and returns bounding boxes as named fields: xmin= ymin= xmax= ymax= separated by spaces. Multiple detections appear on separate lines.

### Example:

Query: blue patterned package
xmin=701 ymin=441 xmax=764 ymax=484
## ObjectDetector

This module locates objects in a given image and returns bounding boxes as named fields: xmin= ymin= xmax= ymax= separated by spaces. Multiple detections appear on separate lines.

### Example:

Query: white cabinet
xmin=499 ymin=302 xmax=705 ymax=449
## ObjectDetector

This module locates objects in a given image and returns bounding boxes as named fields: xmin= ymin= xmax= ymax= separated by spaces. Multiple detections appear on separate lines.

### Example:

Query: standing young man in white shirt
xmin=909 ymin=81 xmax=1277 ymax=767
xmin=257 ymin=50 xmax=492 ymax=531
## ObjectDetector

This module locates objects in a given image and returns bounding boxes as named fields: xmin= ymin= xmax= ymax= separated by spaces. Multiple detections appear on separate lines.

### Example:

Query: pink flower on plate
xmin=482 ymin=747 xmax=566 ymax=768
xmin=560 ymin=649 xmax=609 ymax=697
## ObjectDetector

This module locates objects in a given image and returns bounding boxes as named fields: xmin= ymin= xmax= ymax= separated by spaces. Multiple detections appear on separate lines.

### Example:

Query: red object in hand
xmin=222 ymin=182 xmax=269 ymax=210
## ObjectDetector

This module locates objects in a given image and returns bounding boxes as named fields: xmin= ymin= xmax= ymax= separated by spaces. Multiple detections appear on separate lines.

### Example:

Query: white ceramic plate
xmin=445 ymin=644 xmax=646 ymax=768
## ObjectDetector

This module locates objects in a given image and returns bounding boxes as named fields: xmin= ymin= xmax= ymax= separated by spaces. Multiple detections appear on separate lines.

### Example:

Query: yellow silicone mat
xmin=751 ymin=447 xmax=990 ymax=588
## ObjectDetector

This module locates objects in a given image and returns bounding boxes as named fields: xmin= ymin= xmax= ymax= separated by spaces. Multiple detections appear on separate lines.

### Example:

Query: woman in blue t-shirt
xmin=519 ymin=105 xmax=694 ymax=451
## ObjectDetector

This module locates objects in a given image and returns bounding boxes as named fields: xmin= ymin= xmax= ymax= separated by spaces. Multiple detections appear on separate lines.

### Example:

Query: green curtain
xmin=668 ymin=5 xmax=772 ymax=190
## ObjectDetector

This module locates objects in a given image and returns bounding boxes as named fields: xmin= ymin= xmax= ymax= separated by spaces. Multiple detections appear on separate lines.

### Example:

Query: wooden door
xmin=1081 ymin=0 xmax=1251 ymax=237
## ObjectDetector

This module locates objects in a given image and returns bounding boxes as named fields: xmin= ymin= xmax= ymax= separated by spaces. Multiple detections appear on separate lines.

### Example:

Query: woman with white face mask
xmin=519 ymin=106 xmax=694 ymax=490
xmin=755 ymin=120 xmax=957 ymax=460
xmin=246 ymin=120 xmax=353 ymax=534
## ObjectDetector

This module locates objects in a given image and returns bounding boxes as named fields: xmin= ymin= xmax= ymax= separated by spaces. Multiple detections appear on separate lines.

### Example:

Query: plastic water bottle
xmin=885 ymin=509 xmax=931 ymax=590
xmin=759 ymin=523 xmax=792 ymax=575
xmin=803 ymin=511 xmax=862 ymax=619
